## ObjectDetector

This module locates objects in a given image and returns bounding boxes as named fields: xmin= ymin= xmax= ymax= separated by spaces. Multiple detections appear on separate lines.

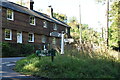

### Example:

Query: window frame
xmin=43 ymin=21 xmax=47 ymax=28
xmin=7 ymin=9 xmax=14 ymax=20
xmin=53 ymin=23 xmax=57 ymax=31
xmin=29 ymin=16 xmax=36 ymax=25
xmin=28 ymin=33 xmax=34 ymax=42
xmin=5 ymin=29 xmax=12 ymax=40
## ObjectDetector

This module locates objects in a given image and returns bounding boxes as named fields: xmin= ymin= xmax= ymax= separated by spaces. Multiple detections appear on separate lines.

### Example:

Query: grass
xmin=15 ymin=48 xmax=120 ymax=78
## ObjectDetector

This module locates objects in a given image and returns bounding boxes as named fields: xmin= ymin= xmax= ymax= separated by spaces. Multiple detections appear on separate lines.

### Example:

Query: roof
xmin=0 ymin=0 xmax=70 ymax=28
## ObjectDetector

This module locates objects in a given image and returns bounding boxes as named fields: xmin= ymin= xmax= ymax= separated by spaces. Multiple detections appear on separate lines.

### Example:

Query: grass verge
xmin=15 ymin=51 xmax=120 ymax=78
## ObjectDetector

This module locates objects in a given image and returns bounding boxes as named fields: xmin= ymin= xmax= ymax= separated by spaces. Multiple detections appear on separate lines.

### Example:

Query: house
xmin=0 ymin=0 xmax=71 ymax=50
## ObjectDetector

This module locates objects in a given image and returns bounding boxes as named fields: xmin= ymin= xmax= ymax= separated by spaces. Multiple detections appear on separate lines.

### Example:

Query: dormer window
xmin=43 ymin=21 xmax=47 ymax=28
xmin=30 ymin=16 xmax=35 ymax=25
xmin=7 ymin=9 xmax=14 ymax=20
xmin=53 ymin=24 xmax=57 ymax=30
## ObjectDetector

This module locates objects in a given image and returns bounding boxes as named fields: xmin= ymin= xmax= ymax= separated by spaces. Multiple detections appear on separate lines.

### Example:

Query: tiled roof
xmin=0 ymin=0 xmax=70 ymax=28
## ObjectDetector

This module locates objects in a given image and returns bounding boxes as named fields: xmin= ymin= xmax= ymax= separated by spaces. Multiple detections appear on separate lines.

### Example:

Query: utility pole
xmin=79 ymin=4 xmax=82 ymax=44
xmin=106 ymin=0 xmax=109 ymax=47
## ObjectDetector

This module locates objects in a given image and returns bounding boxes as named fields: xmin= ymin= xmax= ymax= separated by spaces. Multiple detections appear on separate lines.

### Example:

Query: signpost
xmin=36 ymin=49 xmax=56 ymax=62
xmin=61 ymin=31 xmax=65 ymax=55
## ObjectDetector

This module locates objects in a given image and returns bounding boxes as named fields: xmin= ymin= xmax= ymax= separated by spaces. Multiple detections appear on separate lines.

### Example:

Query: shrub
xmin=15 ymin=53 xmax=120 ymax=78
xmin=1 ymin=42 xmax=34 ymax=57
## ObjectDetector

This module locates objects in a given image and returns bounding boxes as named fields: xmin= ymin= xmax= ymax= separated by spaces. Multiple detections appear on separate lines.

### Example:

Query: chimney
xmin=47 ymin=5 xmax=53 ymax=17
xmin=26 ymin=0 xmax=34 ymax=10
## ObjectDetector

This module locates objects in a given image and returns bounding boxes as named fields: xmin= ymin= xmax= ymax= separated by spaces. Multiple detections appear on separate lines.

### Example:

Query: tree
xmin=68 ymin=17 xmax=79 ymax=40
xmin=16 ymin=0 xmax=25 ymax=6
xmin=53 ymin=13 xmax=67 ymax=22
xmin=109 ymin=1 xmax=120 ymax=49
xmin=68 ymin=16 xmax=101 ymax=43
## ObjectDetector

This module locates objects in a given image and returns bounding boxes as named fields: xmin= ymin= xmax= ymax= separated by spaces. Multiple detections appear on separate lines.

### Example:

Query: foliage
xmin=16 ymin=0 xmax=25 ymax=6
xmin=1 ymin=42 xmax=34 ymax=57
xmin=109 ymin=1 xmax=120 ymax=49
xmin=68 ymin=16 xmax=101 ymax=44
xmin=15 ymin=48 xmax=120 ymax=78
xmin=53 ymin=13 xmax=67 ymax=22
xmin=68 ymin=17 xmax=80 ymax=40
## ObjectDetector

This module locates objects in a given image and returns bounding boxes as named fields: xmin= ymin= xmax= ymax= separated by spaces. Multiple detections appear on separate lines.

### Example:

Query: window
xmin=42 ymin=35 xmax=46 ymax=43
xmin=28 ymin=33 xmax=34 ymax=42
xmin=7 ymin=9 xmax=14 ymax=20
xmin=53 ymin=24 xmax=57 ymax=30
xmin=52 ymin=37 xmax=56 ymax=44
xmin=5 ymin=29 xmax=12 ymax=40
xmin=30 ymin=16 xmax=35 ymax=25
xmin=43 ymin=21 xmax=47 ymax=28
xmin=66 ymin=28 xmax=68 ymax=33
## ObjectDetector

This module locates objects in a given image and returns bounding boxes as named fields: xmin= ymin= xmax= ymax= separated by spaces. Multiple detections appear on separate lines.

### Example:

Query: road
xmin=0 ymin=57 xmax=44 ymax=80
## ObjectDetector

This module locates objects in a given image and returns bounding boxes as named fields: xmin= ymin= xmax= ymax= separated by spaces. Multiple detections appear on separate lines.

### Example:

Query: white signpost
xmin=61 ymin=31 xmax=64 ymax=55
xmin=50 ymin=31 xmax=74 ymax=55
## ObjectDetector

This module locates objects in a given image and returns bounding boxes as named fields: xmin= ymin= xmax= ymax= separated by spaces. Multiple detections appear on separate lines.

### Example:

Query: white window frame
xmin=53 ymin=24 xmax=57 ymax=30
xmin=28 ymin=33 xmax=34 ymax=42
xmin=43 ymin=21 xmax=47 ymax=28
xmin=42 ymin=35 xmax=46 ymax=43
xmin=30 ymin=16 xmax=36 ymax=25
xmin=7 ymin=9 xmax=14 ymax=20
xmin=5 ymin=29 xmax=12 ymax=40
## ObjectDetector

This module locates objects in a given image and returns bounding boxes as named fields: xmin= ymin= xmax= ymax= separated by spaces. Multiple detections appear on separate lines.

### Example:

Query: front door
xmin=17 ymin=32 xmax=22 ymax=43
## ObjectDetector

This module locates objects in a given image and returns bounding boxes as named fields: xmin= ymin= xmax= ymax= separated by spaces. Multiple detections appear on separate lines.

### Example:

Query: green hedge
xmin=1 ymin=42 xmax=34 ymax=57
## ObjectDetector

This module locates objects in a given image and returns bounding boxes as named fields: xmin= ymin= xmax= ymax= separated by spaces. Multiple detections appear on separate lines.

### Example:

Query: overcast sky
xmin=8 ymin=0 xmax=108 ymax=31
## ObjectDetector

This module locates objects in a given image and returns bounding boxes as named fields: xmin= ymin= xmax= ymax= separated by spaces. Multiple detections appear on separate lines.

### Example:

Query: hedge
xmin=1 ymin=42 xmax=35 ymax=57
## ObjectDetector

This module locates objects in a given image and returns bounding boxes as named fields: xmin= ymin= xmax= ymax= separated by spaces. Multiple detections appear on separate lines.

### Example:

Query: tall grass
xmin=15 ymin=46 xmax=120 ymax=78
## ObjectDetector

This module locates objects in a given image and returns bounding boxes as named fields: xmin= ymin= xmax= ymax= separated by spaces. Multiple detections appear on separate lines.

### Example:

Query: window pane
xmin=30 ymin=16 xmax=35 ymax=25
xmin=7 ymin=9 xmax=13 ymax=20
xmin=53 ymin=24 xmax=57 ymax=30
xmin=5 ymin=29 xmax=11 ymax=39
xmin=29 ymin=34 xmax=33 ymax=41
xmin=43 ymin=21 xmax=47 ymax=28
xmin=42 ymin=36 xmax=46 ymax=43
xmin=52 ymin=38 xmax=56 ymax=44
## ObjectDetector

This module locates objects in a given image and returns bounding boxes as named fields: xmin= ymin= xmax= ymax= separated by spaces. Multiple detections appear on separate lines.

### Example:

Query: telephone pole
xmin=79 ymin=4 xmax=82 ymax=44
xmin=106 ymin=0 xmax=109 ymax=47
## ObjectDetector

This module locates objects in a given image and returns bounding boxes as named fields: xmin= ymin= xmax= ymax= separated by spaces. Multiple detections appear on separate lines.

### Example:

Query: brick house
xmin=0 ymin=0 xmax=71 ymax=50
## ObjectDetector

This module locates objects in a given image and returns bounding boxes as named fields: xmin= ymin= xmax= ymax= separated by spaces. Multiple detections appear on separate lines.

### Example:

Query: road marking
xmin=6 ymin=64 xmax=15 ymax=67
xmin=2 ymin=62 xmax=10 ymax=64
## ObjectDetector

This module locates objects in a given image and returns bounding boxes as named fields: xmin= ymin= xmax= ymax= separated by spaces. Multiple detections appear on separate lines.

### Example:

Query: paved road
xmin=0 ymin=57 xmax=44 ymax=80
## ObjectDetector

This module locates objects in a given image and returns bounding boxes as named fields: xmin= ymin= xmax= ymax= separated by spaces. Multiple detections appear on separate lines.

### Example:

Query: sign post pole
xmin=61 ymin=31 xmax=64 ymax=55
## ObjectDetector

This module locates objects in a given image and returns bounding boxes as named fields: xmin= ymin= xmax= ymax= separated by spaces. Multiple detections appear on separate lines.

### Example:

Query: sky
xmin=8 ymin=0 xmax=108 ymax=31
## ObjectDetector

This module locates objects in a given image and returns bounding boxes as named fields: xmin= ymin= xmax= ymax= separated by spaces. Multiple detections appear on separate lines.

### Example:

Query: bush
xmin=1 ymin=42 xmax=34 ymax=57
xmin=15 ymin=53 xmax=120 ymax=78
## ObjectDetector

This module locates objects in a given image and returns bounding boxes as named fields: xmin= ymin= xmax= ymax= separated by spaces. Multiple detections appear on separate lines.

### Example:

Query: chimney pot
xmin=26 ymin=0 xmax=34 ymax=10
xmin=47 ymin=5 xmax=53 ymax=18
